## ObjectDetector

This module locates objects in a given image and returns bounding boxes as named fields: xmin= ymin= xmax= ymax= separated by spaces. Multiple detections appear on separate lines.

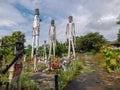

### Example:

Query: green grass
xmin=91 ymin=53 xmax=106 ymax=68
xmin=85 ymin=50 xmax=97 ymax=56
xmin=81 ymin=67 xmax=95 ymax=73
xmin=21 ymin=72 xmax=39 ymax=90
xmin=0 ymin=71 xmax=9 ymax=82
xmin=58 ymin=59 xmax=84 ymax=90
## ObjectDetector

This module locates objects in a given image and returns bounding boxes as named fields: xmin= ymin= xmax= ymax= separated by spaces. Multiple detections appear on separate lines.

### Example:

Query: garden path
xmin=64 ymin=55 xmax=120 ymax=90
xmin=30 ymin=69 xmax=55 ymax=90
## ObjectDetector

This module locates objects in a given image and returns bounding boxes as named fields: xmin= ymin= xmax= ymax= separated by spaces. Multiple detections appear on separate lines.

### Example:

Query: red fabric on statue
xmin=51 ymin=62 xmax=60 ymax=69
xmin=13 ymin=63 xmax=23 ymax=78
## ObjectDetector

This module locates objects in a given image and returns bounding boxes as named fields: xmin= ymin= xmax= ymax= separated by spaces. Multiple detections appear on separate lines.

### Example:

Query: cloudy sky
xmin=0 ymin=0 xmax=120 ymax=46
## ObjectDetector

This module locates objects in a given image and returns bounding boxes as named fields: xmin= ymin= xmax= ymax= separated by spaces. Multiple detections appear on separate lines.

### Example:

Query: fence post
xmin=55 ymin=74 xmax=58 ymax=90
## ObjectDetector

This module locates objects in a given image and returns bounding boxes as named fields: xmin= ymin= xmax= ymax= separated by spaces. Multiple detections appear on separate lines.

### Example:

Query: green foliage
xmin=115 ymin=29 xmax=120 ymax=44
xmin=25 ymin=45 xmax=32 ymax=62
xmin=38 ymin=46 xmax=44 ymax=56
xmin=21 ymin=72 xmax=39 ymax=90
xmin=23 ymin=62 xmax=34 ymax=73
xmin=76 ymin=32 xmax=107 ymax=52
xmin=101 ymin=45 xmax=120 ymax=72
xmin=0 ymin=73 xmax=9 ymax=82
xmin=92 ymin=53 xmax=106 ymax=68
xmin=56 ymin=41 xmax=67 ymax=57
xmin=12 ymin=31 xmax=25 ymax=42
xmin=85 ymin=50 xmax=97 ymax=55
xmin=0 ymin=31 xmax=26 ymax=63
xmin=117 ymin=21 xmax=120 ymax=24
xmin=81 ymin=67 xmax=95 ymax=73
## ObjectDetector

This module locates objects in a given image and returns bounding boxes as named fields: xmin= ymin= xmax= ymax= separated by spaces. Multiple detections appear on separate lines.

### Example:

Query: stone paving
xmin=30 ymin=70 xmax=55 ymax=90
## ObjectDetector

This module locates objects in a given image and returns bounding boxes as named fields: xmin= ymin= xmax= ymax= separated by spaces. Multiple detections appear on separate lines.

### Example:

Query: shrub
xmin=21 ymin=72 xmax=39 ymax=90
xmin=58 ymin=59 xmax=83 ymax=89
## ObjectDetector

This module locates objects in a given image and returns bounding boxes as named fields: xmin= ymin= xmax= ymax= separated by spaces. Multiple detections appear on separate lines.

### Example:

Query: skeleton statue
xmin=49 ymin=20 xmax=56 ymax=57
xmin=31 ymin=9 xmax=40 ymax=72
xmin=0 ymin=34 xmax=25 ymax=90
xmin=10 ymin=35 xmax=25 ymax=90
xmin=66 ymin=16 xmax=76 ymax=58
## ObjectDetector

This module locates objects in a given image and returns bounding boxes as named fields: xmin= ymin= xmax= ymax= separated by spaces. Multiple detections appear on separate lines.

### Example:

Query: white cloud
xmin=0 ymin=2 xmax=26 ymax=27
xmin=98 ymin=15 xmax=118 ymax=24
xmin=0 ymin=0 xmax=120 ymax=46
xmin=0 ymin=19 xmax=17 ymax=27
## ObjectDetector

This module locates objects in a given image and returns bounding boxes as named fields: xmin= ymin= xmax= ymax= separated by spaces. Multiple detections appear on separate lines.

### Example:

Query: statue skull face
xmin=51 ymin=20 xmax=55 ymax=26
xmin=68 ymin=16 xmax=73 ymax=23
xmin=35 ymin=8 xmax=39 ymax=15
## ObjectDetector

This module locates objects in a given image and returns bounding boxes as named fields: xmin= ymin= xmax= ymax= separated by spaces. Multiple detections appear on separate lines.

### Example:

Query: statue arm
xmin=55 ymin=26 xmax=56 ymax=40
xmin=73 ymin=23 xmax=76 ymax=36
xmin=49 ymin=27 xmax=50 ymax=38
xmin=73 ymin=23 xmax=76 ymax=46
xmin=66 ymin=24 xmax=68 ymax=38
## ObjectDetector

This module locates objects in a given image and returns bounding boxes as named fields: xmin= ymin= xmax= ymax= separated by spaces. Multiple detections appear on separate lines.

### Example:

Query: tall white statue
xmin=49 ymin=20 xmax=56 ymax=57
xmin=66 ymin=16 xmax=76 ymax=58
xmin=31 ymin=9 xmax=40 ymax=71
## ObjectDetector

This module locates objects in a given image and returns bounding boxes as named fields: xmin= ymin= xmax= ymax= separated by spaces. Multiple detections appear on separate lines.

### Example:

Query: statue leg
xmin=17 ymin=75 xmax=21 ymax=90
xmin=71 ymin=38 xmax=75 ymax=58
xmin=34 ymin=56 xmax=38 ymax=72
xmin=49 ymin=40 xmax=52 ymax=57
xmin=31 ymin=36 xmax=35 ymax=57
xmin=53 ymin=40 xmax=56 ymax=56
xmin=36 ymin=35 xmax=39 ymax=54
xmin=68 ymin=38 xmax=71 ymax=58
xmin=10 ymin=79 xmax=15 ymax=90
xmin=10 ymin=76 xmax=17 ymax=90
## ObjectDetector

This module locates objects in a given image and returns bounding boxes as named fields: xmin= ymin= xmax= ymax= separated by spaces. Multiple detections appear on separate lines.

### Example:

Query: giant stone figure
xmin=31 ymin=9 xmax=40 ymax=71
xmin=66 ymin=16 xmax=76 ymax=58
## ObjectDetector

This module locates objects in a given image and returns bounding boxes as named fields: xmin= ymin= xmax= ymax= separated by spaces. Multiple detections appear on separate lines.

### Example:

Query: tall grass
xmin=91 ymin=53 xmax=106 ymax=68
xmin=58 ymin=59 xmax=84 ymax=89
xmin=21 ymin=72 xmax=39 ymax=90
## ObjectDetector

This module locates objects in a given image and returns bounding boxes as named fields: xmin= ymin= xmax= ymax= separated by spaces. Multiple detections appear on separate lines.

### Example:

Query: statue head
xmin=16 ymin=34 xmax=25 ymax=51
xmin=68 ymin=16 xmax=73 ymax=23
xmin=51 ymin=20 xmax=55 ymax=26
xmin=44 ymin=40 xmax=46 ymax=44
xmin=35 ymin=8 xmax=39 ymax=15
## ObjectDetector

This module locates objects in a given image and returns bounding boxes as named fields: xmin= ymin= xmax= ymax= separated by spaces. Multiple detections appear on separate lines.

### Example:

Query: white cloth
xmin=67 ymin=23 xmax=74 ymax=39
xmin=49 ymin=25 xmax=56 ymax=57
xmin=33 ymin=15 xmax=40 ymax=36
xmin=33 ymin=15 xmax=40 ymax=28
xmin=49 ymin=26 xmax=56 ymax=41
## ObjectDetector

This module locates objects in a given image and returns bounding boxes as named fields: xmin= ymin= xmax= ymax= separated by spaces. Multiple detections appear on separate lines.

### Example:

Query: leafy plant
xmin=101 ymin=45 xmax=120 ymax=72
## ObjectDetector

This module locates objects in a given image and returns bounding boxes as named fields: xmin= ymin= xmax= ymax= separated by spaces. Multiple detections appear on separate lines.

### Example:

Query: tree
xmin=0 ymin=31 xmax=26 ymax=63
xmin=117 ymin=21 xmax=120 ymax=24
xmin=116 ymin=20 xmax=120 ymax=44
xmin=56 ymin=41 xmax=67 ymax=57
xmin=117 ymin=29 xmax=120 ymax=44
xmin=76 ymin=32 xmax=107 ymax=52
xmin=25 ymin=45 xmax=32 ymax=61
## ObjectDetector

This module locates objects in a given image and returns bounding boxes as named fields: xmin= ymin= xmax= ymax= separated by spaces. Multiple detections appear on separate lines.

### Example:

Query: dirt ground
xmin=64 ymin=55 xmax=120 ymax=90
